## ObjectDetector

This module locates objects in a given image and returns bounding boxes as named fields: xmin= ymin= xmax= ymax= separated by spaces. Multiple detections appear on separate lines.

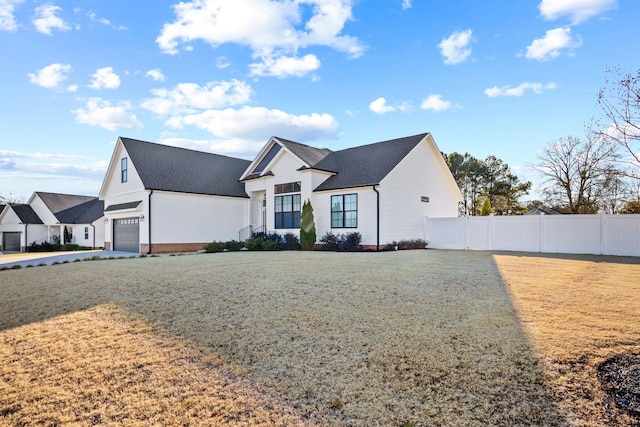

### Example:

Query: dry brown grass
xmin=2 ymin=250 xmax=619 ymax=426
xmin=494 ymin=252 xmax=640 ymax=426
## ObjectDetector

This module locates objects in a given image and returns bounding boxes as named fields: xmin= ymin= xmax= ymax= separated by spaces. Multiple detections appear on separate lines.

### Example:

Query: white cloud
xmin=156 ymin=0 xmax=365 ymax=76
xmin=525 ymin=27 xmax=582 ymax=61
xmin=369 ymin=97 xmax=409 ymax=114
xmin=250 ymin=54 xmax=321 ymax=78
xmin=0 ymin=0 xmax=25 ymax=31
xmin=438 ymin=29 xmax=473 ymax=65
xmin=89 ymin=67 xmax=121 ymax=89
xmin=141 ymin=79 xmax=253 ymax=115
xmin=216 ymin=56 xmax=231 ymax=69
xmin=171 ymin=105 xmax=339 ymax=143
xmin=420 ymin=94 xmax=453 ymax=111
xmin=539 ymin=0 xmax=617 ymax=24
xmin=484 ymin=82 xmax=557 ymax=97
xmin=145 ymin=68 xmax=165 ymax=82
xmin=402 ymin=0 xmax=412 ymax=10
xmin=73 ymin=98 xmax=143 ymax=131
xmin=33 ymin=4 xmax=71 ymax=35
xmin=27 ymin=63 xmax=72 ymax=89
xmin=0 ymin=149 xmax=107 ymax=180
xmin=161 ymin=136 xmax=263 ymax=155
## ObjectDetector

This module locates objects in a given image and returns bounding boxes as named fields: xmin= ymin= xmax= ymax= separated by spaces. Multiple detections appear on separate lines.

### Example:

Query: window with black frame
xmin=274 ymin=182 xmax=301 ymax=229
xmin=331 ymin=194 xmax=357 ymax=228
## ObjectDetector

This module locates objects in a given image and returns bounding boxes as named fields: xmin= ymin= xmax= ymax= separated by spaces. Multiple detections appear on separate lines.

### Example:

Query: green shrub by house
xmin=300 ymin=199 xmax=316 ymax=250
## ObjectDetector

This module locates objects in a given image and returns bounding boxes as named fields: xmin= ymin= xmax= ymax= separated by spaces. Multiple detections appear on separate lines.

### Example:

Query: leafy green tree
xmin=300 ymin=199 xmax=316 ymax=250
xmin=443 ymin=152 xmax=531 ymax=215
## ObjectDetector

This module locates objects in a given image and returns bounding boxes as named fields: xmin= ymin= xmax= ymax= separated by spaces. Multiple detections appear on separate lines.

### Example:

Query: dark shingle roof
xmin=105 ymin=201 xmax=142 ymax=211
xmin=10 ymin=204 xmax=44 ymax=224
xmin=313 ymin=133 xmax=428 ymax=191
xmin=121 ymin=138 xmax=250 ymax=198
xmin=275 ymin=137 xmax=332 ymax=166
xmin=36 ymin=192 xmax=96 ymax=215
xmin=56 ymin=198 xmax=104 ymax=224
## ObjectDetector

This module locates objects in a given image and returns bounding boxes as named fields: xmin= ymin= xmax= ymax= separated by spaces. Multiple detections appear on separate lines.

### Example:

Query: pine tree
xmin=300 ymin=199 xmax=316 ymax=250
xmin=480 ymin=197 xmax=494 ymax=216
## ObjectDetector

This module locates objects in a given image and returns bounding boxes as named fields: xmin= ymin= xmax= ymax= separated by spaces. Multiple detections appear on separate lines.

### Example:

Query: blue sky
xmin=1 ymin=0 xmax=638 ymax=201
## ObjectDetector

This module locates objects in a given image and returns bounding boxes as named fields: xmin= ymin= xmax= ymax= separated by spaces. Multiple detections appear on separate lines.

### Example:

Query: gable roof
xmin=275 ymin=137 xmax=332 ymax=166
xmin=56 ymin=198 xmax=104 ymax=224
xmin=120 ymin=138 xmax=250 ymax=198
xmin=35 ymin=192 xmax=96 ymax=215
xmin=313 ymin=133 xmax=429 ymax=191
xmin=9 ymin=204 xmax=44 ymax=224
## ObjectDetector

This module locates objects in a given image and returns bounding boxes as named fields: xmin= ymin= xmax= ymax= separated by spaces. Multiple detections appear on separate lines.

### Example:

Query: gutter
xmin=372 ymin=185 xmax=380 ymax=251
xmin=147 ymin=190 xmax=153 ymax=255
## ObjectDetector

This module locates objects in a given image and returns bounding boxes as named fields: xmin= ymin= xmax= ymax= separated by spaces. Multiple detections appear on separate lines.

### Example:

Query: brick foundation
xmin=141 ymin=242 xmax=208 ymax=254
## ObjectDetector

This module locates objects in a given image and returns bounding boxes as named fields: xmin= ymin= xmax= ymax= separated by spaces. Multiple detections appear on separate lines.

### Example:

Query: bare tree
xmin=535 ymin=135 xmax=620 ymax=214
xmin=594 ymin=66 xmax=640 ymax=169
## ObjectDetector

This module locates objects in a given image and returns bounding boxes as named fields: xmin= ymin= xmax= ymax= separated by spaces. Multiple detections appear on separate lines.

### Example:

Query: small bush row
xmin=383 ymin=239 xmax=428 ymax=251
xmin=318 ymin=231 xmax=362 ymax=252
xmin=27 ymin=241 xmax=91 ymax=252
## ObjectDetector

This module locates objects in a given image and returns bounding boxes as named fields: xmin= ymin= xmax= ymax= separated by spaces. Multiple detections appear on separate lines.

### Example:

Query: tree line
xmin=445 ymin=66 xmax=640 ymax=215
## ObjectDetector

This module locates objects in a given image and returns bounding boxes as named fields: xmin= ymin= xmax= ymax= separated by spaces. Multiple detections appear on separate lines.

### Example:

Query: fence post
xmin=465 ymin=215 xmax=470 ymax=250
xmin=539 ymin=212 xmax=545 ymax=253
xmin=600 ymin=214 xmax=605 ymax=255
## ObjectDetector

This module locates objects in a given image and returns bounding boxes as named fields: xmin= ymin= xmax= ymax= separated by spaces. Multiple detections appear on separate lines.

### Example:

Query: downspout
xmin=24 ymin=223 xmax=28 ymax=253
xmin=90 ymin=224 xmax=95 ymax=249
xmin=372 ymin=185 xmax=380 ymax=252
xmin=147 ymin=190 xmax=153 ymax=254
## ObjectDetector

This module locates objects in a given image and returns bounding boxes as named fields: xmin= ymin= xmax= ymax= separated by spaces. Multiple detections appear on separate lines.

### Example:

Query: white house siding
xmin=245 ymin=150 xmax=318 ymax=236
xmin=150 ymin=191 xmax=249 ymax=245
xmin=29 ymin=195 xmax=59 ymax=225
xmin=313 ymin=188 xmax=378 ymax=246
xmin=378 ymin=139 xmax=461 ymax=245
xmin=69 ymin=220 xmax=105 ymax=248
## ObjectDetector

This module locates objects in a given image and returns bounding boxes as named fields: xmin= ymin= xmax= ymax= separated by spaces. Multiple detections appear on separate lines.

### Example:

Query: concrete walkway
xmin=0 ymin=250 xmax=139 ymax=269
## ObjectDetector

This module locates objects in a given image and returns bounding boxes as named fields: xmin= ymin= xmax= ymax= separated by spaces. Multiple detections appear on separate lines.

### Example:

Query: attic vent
xmin=252 ymin=144 xmax=281 ymax=175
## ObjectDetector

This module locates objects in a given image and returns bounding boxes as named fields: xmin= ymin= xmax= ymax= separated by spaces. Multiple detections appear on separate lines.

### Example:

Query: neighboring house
xmin=525 ymin=205 xmax=564 ymax=215
xmin=100 ymin=133 xmax=463 ymax=253
xmin=0 ymin=192 xmax=105 ymax=252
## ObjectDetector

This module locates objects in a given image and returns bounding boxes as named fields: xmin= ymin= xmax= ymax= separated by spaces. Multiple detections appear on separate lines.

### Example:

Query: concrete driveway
xmin=0 ymin=250 xmax=139 ymax=268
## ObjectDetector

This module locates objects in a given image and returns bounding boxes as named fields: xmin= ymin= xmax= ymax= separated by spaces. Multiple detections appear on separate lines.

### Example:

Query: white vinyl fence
xmin=425 ymin=214 xmax=640 ymax=257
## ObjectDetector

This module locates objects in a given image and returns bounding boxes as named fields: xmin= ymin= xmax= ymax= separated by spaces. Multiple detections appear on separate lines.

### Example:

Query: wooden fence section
xmin=425 ymin=214 xmax=640 ymax=257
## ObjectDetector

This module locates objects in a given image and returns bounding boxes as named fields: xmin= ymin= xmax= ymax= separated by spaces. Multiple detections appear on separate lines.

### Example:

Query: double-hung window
xmin=274 ymin=182 xmax=301 ymax=229
xmin=121 ymin=157 xmax=128 ymax=183
xmin=331 ymin=194 xmax=357 ymax=228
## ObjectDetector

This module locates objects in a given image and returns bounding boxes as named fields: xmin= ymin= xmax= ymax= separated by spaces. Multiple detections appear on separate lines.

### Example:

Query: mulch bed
xmin=597 ymin=352 xmax=640 ymax=422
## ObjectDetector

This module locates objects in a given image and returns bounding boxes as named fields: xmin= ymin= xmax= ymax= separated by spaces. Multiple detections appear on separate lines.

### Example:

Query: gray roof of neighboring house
xmin=313 ymin=133 xmax=429 ymax=191
xmin=56 ymin=198 xmax=104 ymax=224
xmin=525 ymin=206 xmax=565 ymax=215
xmin=10 ymin=204 xmax=44 ymax=224
xmin=275 ymin=137 xmax=332 ymax=166
xmin=121 ymin=137 xmax=251 ymax=198
xmin=36 ymin=192 xmax=97 ymax=215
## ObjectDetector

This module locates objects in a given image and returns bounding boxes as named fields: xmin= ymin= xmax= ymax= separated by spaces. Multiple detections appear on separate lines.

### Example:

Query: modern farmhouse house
xmin=99 ymin=133 xmax=463 ymax=253
xmin=0 ymin=192 xmax=105 ymax=252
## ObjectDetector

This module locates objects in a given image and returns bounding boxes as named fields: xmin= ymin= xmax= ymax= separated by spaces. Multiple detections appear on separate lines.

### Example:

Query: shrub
xmin=319 ymin=231 xmax=362 ymax=252
xmin=203 ymin=241 xmax=226 ymax=253
xmin=342 ymin=232 xmax=362 ymax=251
xmin=282 ymin=233 xmax=301 ymax=250
xmin=300 ymin=200 xmax=316 ymax=250
xmin=28 ymin=241 xmax=55 ymax=252
xmin=384 ymin=239 xmax=429 ymax=251
xmin=262 ymin=239 xmax=281 ymax=251
xmin=246 ymin=237 xmax=264 ymax=251
xmin=224 ymin=240 xmax=244 ymax=251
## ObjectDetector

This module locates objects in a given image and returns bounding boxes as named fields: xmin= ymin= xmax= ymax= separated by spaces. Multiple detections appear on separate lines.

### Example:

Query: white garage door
xmin=113 ymin=218 xmax=139 ymax=252
xmin=2 ymin=232 xmax=21 ymax=252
